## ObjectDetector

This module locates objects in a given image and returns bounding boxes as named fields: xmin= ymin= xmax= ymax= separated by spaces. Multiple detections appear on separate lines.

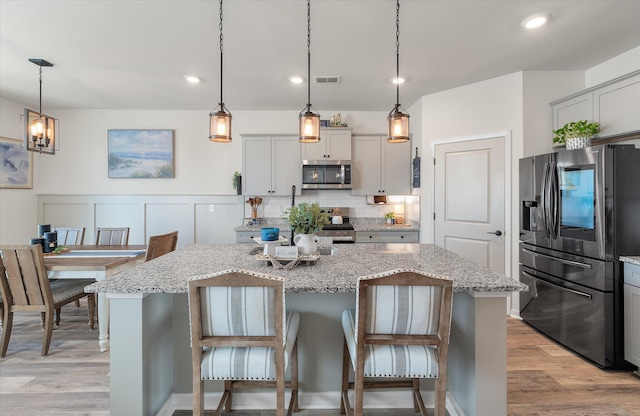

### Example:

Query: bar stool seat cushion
xmin=200 ymin=310 xmax=299 ymax=380
xmin=342 ymin=309 xmax=439 ymax=378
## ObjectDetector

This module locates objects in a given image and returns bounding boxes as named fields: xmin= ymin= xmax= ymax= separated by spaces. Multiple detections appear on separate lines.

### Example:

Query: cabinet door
xmin=624 ymin=263 xmax=640 ymax=367
xmin=272 ymin=136 xmax=301 ymax=196
xmin=552 ymin=94 xmax=593 ymax=130
xmin=243 ymin=136 xmax=272 ymax=195
xmin=383 ymin=139 xmax=410 ymax=195
xmin=301 ymin=140 xmax=327 ymax=160
xmin=326 ymin=130 xmax=352 ymax=160
xmin=594 ymin=73 xmax=640 ymax=137
xmin=352 ymin=136 xmax=382 ymax=195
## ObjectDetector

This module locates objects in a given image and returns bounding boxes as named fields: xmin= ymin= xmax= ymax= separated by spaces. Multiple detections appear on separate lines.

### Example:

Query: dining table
xmin=44 ymin=245 xmax=146 ymax=352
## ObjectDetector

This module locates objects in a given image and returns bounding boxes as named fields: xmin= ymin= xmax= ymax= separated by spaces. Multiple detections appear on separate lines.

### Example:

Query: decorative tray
xmin=255 ymin=253 xmax=319 ymax=269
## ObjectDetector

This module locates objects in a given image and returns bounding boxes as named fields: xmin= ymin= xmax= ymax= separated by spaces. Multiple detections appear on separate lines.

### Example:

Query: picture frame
xmin=0 ymin=137 xmax=33 ymax=189
xmin=107 ymin=129 xmax=174 ymax=178
xmin=320 ymin=119 xmax=329 ymax=128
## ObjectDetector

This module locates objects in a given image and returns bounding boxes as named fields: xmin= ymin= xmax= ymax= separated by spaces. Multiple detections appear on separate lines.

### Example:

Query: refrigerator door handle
xmin=542 ymin=161 xmax=550 ymax=238
xmin=549 ymin=161 xmax=559 ymax=239
xmin=522 ymin=247 xmax=593 ymax=269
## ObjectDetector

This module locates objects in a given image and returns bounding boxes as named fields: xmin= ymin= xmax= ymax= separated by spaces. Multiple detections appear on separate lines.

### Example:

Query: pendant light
xmin=24 ymin=59 xmax=57 ymax=155
xmin=209 ymin=0 xmax=232 ymax=143
xmin=387 ymin=0 xmax=410 ymax=143
xmin=299 ymin=0 xmax=320 ymax=143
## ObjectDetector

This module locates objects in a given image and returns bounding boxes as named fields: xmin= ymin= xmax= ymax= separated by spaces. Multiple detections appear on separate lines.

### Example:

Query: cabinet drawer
xmin=624 ymin=263 xmax=640 ymax=288
xmin=356 ymin=231 xmax=418 ymax=243
xmin=236 ymin=231 xmax=260 ymax=243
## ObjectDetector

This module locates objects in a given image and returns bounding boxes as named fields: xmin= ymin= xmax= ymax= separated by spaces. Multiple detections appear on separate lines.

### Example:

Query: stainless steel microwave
xmin=301 ymin=160 xmax=352 ymax=189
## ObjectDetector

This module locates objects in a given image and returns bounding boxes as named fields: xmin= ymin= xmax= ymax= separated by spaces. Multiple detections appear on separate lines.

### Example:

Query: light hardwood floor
xmin=1 ymin=300 xmax=639 ymax=415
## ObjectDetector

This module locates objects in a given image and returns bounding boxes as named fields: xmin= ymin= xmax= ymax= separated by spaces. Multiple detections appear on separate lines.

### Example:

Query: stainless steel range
xmin=316 ymin=207 xmax=355 ymax=243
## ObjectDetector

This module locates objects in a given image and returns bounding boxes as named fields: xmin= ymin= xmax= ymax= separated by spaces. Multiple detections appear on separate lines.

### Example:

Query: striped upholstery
xmin=189 ymin=269 xmax=299 ymax=381
xmin=343 ymin=309 xmax=439 ymax=378
xmin=343 ymin=268 xmax=452 ymax=378
xmin=201 ymin=310 xmax=300 ymax=380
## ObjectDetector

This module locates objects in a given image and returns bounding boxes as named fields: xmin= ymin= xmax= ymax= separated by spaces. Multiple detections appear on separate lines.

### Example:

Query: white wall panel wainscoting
xmin=37 ymin=195 xmax=244 ymax=246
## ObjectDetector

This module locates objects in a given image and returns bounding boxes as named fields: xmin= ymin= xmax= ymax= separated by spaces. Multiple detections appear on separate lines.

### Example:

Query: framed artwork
xmin=107 ymin=129 xmax=174 ymax=178
xmin=0 ymin=137 xmax=32 ymax=189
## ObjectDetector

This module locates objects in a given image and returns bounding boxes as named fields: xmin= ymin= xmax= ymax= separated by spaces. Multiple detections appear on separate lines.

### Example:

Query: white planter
xmin=293 ymin=234 xmax=318 ymax=256
xmin=566 ymin=136 xmax=591 ymax=150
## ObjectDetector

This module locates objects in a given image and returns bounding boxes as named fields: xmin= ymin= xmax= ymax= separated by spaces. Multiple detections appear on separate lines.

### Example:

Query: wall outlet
xmin=208 ymin=204 xmax=215 ymax=212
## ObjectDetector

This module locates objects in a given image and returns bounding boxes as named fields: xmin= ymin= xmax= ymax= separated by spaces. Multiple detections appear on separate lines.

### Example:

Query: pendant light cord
xmin=395 ymin=0 xmax=400 ymax=106
xmin=219 ymin=0 xmax=224 ymax=106
xmin=38 ymin=65 xmax=43 ymax=115
xmin=307 ymin=0 xmax=311 ymax=107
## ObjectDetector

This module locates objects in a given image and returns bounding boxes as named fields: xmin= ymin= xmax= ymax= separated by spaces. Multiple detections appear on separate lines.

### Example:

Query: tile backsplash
xmin=243 ymin=191 xmax=420 ymax=223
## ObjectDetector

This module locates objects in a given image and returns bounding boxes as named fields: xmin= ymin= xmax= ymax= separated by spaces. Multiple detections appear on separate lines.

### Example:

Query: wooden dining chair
xmin=340 ymin=269 xmax=453 ymax=416
xmin=52 ymin=227 xmax=86 ymax=245
xmin=188 ymin=269 xmax=300 ymax=416
xmin=0 ymin=245 xmax=96 ymax=357
xmin=144 ymin=231 xmax=178 ymax=262
xmin=95 ymin=227 xmax=129 ymax=245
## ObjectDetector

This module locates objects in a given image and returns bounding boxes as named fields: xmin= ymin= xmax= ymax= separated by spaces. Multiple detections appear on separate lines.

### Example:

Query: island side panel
xmin=449 ymin=292 xmax=508 ymax=416
xmin=110 ymin=293 xmax=175 ymax=416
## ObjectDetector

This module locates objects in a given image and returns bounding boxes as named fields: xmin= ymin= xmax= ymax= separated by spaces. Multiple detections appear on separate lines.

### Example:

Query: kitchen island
xmin=87 ymin=243 xmax=525 ymax=416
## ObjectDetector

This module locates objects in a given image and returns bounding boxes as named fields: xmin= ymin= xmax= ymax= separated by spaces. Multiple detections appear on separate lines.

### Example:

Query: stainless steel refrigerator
xmin=519 ymin=144 xmax=640 ymax=369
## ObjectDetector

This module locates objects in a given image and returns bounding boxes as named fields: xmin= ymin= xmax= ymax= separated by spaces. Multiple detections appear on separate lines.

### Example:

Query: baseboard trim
xmin=157 ymin=390 xmax=464 ymax=416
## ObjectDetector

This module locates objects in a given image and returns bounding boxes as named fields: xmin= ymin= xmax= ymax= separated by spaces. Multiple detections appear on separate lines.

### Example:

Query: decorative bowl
xmin=260 ymin=227 xmax=280 ymax=241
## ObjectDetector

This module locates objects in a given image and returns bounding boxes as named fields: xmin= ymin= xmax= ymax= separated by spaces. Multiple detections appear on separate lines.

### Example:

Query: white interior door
xmin=434 ymin=136 xmax=506 ymax=274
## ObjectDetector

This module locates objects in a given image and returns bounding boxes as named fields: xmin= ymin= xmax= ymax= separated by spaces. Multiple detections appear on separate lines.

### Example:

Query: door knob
xmin=487 ymin=230 xmax=502 ymax=236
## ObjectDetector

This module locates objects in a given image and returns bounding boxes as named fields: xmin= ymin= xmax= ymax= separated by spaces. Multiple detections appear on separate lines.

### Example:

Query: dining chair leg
xmin=87 ymin=294 xmax=96 ymax=330
xmin=412 ymin=379 xmax=420 ymax=411
xmin=193 ymin=378 xmax=204 ymax=416
xmin=224 ymin=380 xmax=232 ymax=411
xmin=354 ymin=363 xmax=364 ymax=416
xmin=55 ymin=307 xmax=61 ymax=326
xmin=435 ymin=376 xmax=447 ymax=416
xmin=0 ymin=311 xmax=13 ymax=357
xmin=41 ymin=309 xmax=55 ymax=356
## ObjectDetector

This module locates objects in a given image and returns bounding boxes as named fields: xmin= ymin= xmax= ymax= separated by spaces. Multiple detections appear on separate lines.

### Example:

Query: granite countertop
xmin=86 ymin=243 xmax=525 ymax=295
xmin=620 ymin=256 xmax=640 ymax=266
xmin=234 ymin=218 xmax=420 ymax=232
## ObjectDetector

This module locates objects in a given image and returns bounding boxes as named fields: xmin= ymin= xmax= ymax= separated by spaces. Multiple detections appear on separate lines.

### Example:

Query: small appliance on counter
xmin=317 ymin=207 xmax=354 ymax=243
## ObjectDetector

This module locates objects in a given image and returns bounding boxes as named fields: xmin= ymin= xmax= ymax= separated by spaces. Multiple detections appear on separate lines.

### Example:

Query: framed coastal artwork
xmin=107 ymin=129 xmax=174 ymax=178
xmin=0 ymin=137 xmax=32 ymax=189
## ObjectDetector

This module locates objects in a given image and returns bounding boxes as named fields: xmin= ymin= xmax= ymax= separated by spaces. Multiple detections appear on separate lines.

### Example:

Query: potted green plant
xmin=384 ymin=211 xmax=396 ymax=224
xmin=232 ymin=171 xmax=242 ymax=195
xmin=282 ymin=202 xmax=330 ymax=255
xmin=553 ymin=120 xmax=600 ymax=150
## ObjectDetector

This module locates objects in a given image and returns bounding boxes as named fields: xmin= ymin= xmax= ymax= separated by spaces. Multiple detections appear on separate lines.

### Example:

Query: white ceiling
xmin=1 ymin=0 xmax=639 ymax=112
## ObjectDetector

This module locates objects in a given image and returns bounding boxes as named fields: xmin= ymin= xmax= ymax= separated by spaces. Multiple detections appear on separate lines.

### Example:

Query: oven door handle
xmin=522 ymin=270 xmax=592 ymax=299
xmin=522 ymin=247 xmax=592 ymax=269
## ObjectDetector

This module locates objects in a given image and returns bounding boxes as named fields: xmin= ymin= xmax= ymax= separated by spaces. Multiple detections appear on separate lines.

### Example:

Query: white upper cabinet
xmin=593 ymin=72 xmax=640 ymax=137
xmin=242 ymin=136 xmax=301 ymax=196
xmin=301 ymin=128 xmax=352 ymax=161
xmin=551 ymin=70 xmax=640 ymax=138
xmin=352 ymin=135 xmax=410 ymax=195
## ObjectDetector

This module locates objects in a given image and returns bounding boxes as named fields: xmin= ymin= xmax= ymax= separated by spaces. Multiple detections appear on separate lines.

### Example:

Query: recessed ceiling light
xmin=522 ymin=14 xmax=548 ymax=29
xmin=184 ymin=75 xmax=201 ymax=84
xmin=289 ymin=75 xmax=304 ymax=84
xmin=391 ymin=77 xmax=405 ymax=85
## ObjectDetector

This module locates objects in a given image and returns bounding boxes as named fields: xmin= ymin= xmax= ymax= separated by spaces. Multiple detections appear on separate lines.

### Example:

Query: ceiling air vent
xmin=314 ymin=75 xmax=341 ymax=84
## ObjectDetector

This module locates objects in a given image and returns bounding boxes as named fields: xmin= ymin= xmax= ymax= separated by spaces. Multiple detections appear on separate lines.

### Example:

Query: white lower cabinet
xmin=356 ymin=230 xmax=419 ymax=243
xmin=242 ymin=135 xmax=301 ymax=196
xmin=352 ymin=135 xmax=410 ymax=195
xmin=624 ymin=262 xmax=640 ymax=368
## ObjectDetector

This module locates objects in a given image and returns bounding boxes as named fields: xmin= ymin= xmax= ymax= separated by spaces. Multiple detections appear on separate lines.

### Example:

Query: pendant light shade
xmin=299 ymin=0 xmax=320 ymax=143
xmin=387 ymin=0 xmax=410 ymax=143
xmin=210 ymin=104 xmax=232 ymax=143
xmin=209 ymin=0 xmax=232 ymax=143
xmin=23 ymin=59 xmax=58 ymax=155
